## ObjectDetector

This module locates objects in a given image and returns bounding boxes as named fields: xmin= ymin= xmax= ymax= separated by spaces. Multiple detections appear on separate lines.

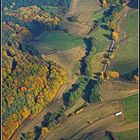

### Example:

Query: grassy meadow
xmin=122 ymin=94 xmax=138 ymax=123
xmin=91 ymin=24 xmax=112 ymax=53
xmin=109 ymin=10 xmax=138 ymax=75
xmin=115 ymin=128 xmax=138 ymax=140
xmin=30 ymin=31 xmax=83 ymax=52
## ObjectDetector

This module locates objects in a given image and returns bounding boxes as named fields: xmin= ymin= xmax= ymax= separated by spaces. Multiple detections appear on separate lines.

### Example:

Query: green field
xmin=102 ymin=136 xmax=111 ymax=140
xmin=91 ymin=24 xmax=112 ymax=53
xmin=109 ymin=10 xmax=138 ymax=75
xmin=115 ymin=128 xmax=138 ymax=140
xmin=122 ymin=94 xmax=138 ymax=123
xmin=92 ymin=8 xmax=106 ymax=21
xmin=31 ymin=31 xmax=83 ymax=51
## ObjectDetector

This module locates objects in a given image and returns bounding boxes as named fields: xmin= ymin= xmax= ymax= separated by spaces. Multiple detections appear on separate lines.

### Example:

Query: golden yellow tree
xmin=41 ymin=127 xmax=49 ymax=136
xmin=21 ymin=106 xmax=30 ymax=120
xmin=109 ymin=54 xmax=114 ymax=59
xmin=112 ymin=31 xmax=119 ymax=41
xmin=133 ymin=75 xmax=138 ymax=82
xmin=102 ymin=0 xmax=107 ymax=7
xmin=107 ymin=71 xmax=120 ymax=78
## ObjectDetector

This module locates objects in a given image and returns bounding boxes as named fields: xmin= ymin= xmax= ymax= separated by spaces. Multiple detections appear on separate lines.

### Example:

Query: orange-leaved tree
xmin=41 ymin=127 xmax=49 ymax=136
xmin=21 ymin=106 xmax=30 ymax=120
xmin=133 ymin=75 xmax=138 ymax=82
xmin=107 ymin=71 xmax=120 ymax=78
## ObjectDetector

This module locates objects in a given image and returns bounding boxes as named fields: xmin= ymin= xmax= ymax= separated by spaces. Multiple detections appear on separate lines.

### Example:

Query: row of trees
xmin=5 ymin=6 xmax=60 ymax=25
xmin=81 ymin=36 xmax=97 ymax=77
xmin=83 ymin=79 xmax=101 ymax=103
xmin=63 ymin=77 xmax=89 ymax=107
xmin=2 ymin=22 xmax=32 ymax=45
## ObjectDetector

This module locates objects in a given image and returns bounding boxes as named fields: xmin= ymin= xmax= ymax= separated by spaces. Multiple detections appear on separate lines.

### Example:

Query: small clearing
xmin=29 ymin=30 xmax=83 ymax=53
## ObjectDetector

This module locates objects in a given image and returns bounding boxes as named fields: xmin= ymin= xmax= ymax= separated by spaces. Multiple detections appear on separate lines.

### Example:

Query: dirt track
xmin=110 ymin=121 xmax=138 ymax=132
xmin=42 ymin=101 xmax=123 ymax=140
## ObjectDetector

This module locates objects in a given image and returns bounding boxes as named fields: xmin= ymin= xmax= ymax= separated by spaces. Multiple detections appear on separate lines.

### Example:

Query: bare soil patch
xmin=100 ymin=79 xmax=138 ymax=101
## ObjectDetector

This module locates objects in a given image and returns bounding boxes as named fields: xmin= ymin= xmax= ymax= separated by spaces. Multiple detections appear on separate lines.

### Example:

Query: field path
xmin=109 ymin=121 xmax=138 ymax=132
xmin=70 ymin=0 xmax=78 ymax=13
xmin=62 ymin=0 xmax=101 ymax=36
xmin=67 ymin=0 xmax=100 ymax=24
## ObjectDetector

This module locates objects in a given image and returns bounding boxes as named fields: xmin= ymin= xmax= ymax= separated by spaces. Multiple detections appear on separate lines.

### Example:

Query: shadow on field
xmin=82 ymin=79 xmax=97 ymax=102
xmin=103 ymin=34 xmax=112 ymax=40
xmin=63 ymin=83 xmax=79 ymax=106
xmin=34 ymin=126 xmax=42 ymax=140
xmin=100 ymin=25 xmax=109 ymax=30
xmin=127 ymin=0 xmax=138 ymax=9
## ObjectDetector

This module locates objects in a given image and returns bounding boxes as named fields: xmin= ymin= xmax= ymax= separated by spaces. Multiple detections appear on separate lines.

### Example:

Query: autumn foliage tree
xmin=21 ymin=106 xmax=30 ymax=120
xmin=102 ymin=0 xmax=107 ymax=7
xmin=109 ymin=21 xmax=117 ymax=31
xmin=109 ymin=54 xmax=115 ymax=59
xmin=107 ymin=71 xmax=120 ymax=78
xmin=112 ymin=31 xmax=119 ymax=41
xmin=133 ymin=75 xmax=138 ymax=82
xmin=41 ymin=127 xmax=49 ymax=136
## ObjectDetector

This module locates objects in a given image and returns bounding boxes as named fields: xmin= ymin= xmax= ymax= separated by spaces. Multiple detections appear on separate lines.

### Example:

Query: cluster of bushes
xmin=88 ymin=80 xmax=101 ymax=103
xmin=124 ymin=68 xmax=138 ymax=80
xmin=42 ymin=109 xmax=65 ymax=129
xmin=93 ymin=0 xmax=124 ymax=26
xmin=103 ymin=4 xmax=123 ymax=24
xmin=83 ymin=79 xmax=101 ymax=103
xmin=63 ymin=77 xmax=89 ymax=107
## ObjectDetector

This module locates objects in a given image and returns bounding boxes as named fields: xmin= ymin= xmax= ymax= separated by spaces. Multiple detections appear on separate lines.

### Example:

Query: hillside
xmin=109 ymin=10 xmax=138 ymax=75
xmin=61 ymin=0 xmax=100 ymax=36
xmin=2 ymin=0 xmax=138 ymax=140
xmin=2 ymin=45 xmax=67 ymax=140
xmin=67 ymin=0 xmax=100 ymax=24
xmin=2 ymin=1 xmax=70 ymax=140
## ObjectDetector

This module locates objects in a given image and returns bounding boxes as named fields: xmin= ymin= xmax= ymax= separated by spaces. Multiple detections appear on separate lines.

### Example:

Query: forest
xmin=2 ymin=0 xmax=71 ymax=139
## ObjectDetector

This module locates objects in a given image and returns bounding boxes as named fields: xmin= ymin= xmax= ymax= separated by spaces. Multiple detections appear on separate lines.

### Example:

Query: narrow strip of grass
xmin=115 ymin=128 xmax=138 ymax=140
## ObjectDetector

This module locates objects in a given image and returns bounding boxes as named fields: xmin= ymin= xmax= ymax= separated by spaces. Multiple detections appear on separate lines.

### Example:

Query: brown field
xmin=44 ymin=46 xmax=85 ymax=86
xmin=62 ymin=0 xmax=101 ymax=36
xmin=43 ymin=101 xmax=123 ymax=140
xmin=68 ymin=0 xmax=100 ymax=24
xmin=61 ymin=19 xmax=91 ymax=36
xmin=110 ymin=121 xmax=138 ymax=132
xmin=100 ymin=79 xmax=138 ymax=101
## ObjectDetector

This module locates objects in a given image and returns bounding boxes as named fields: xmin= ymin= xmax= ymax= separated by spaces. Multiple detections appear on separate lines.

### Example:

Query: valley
xmin=2 ymin=0 xmax=138 ymax=140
